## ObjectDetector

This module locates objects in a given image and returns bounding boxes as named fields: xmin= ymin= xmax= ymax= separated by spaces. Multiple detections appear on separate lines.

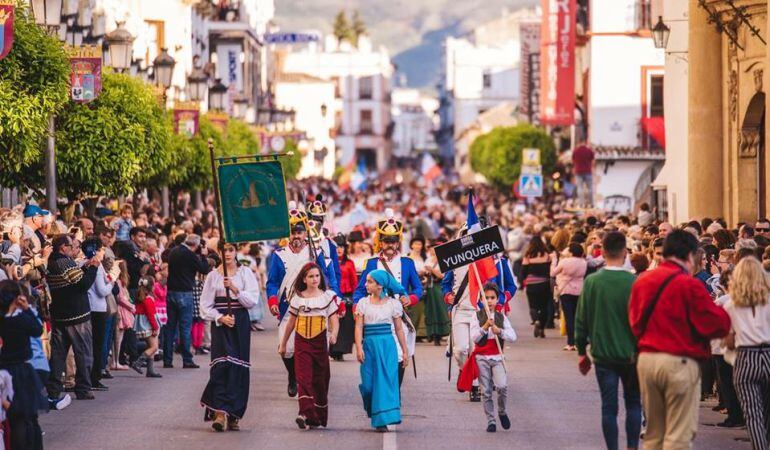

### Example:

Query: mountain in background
xmin=274 ymin=0 xmax=538 ymax=91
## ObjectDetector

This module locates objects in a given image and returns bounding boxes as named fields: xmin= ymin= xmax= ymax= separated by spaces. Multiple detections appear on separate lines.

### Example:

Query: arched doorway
xmin=740 ymin=88 xmax=766 ymax=219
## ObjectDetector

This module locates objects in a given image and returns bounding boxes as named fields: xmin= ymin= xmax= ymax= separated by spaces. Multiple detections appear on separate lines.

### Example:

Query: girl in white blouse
xmin=354 ymin=269 xmax=409 ymax=432
xmin=278 ymin=262 xmax=339 ymax=430
xmin=199 ymin=243 xmax=260 ymax=433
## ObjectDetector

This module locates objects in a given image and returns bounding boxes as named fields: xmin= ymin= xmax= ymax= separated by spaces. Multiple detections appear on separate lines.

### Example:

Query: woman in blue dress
xmin=354 ymin=269 xmax=409 ymax=432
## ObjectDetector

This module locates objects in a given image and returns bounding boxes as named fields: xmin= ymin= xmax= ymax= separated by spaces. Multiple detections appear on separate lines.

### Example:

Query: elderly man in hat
xmin=22 ymin=204 xmax=50 ymax=255
xmin=267 ymin=202 xmax=338 ymax=397
xmin=352 ymin=209 xmax=423 ymax=385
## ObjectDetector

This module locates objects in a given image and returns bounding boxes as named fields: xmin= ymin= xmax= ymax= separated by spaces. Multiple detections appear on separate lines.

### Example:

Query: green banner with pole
xmin=217 ymin=160 xmax=289 ymax=243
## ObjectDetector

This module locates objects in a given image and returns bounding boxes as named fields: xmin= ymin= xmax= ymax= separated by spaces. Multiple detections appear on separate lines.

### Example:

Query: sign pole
xmin=470 ymin=261 xmax=507 ymax=373
xmin=208 ymin=138 xmax=232 ymax=316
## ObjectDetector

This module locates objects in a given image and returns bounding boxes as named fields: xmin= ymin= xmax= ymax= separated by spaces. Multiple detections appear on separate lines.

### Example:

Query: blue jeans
xmin=576 ymin=173 xmax=593 ymax=206
xmin=163 ymin=291 xmax=195 ymax=365
xmin=595 ymin=363 xmax=642 ymax=450
xmin=102 ymin=314 xmax=115 ymax=367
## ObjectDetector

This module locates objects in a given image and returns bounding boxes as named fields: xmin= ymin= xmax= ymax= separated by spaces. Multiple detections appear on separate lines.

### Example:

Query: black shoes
xmin=296 ymin=415 xmax=307 ymax=430
xmin=183 ymin=362 xmax=200 ymax=369
xmin=486 ymin=423 xmax=496 ymax=432
xmin=91 ymin=381 xmax=109 ymax=391
xmin=716 ymin=418 xmax=745 ymax=428
xmin=287 ymin=380 xmax=298 ymax=397
xmin=470 ymin=386 xmax=481 ymax=402
xmin=163 ymin=362 xmax=174 ymax=369
xmin=101 ymin=370 xmax=113 ymax=379
xmin=76 ymin=391 xmax=95 ymax=400
xmin=499 ymin=414 xmax=511 ymax=430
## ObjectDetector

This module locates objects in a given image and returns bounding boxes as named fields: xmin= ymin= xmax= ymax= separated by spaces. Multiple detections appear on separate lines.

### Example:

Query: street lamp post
xmin=208 ymin=78 xmax=227 ymax=112
xmin=105 ymin=21 xmax=134 ymax=72
xmin=652 ymin=16 xmax=671 ymax=49
xmin=152 ymin=48 xmax=176 ymax=217
xmin=187 ymin=66 xmax=209 ymax=102
xmin=30 ymin=0 xmax=63 ymax=213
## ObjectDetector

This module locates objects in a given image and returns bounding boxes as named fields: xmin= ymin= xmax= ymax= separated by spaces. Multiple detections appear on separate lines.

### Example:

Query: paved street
xmin=40 ymin=294 xmax=750 ymax=450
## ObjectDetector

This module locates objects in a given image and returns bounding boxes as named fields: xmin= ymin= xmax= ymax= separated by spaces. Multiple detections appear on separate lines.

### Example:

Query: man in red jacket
xmin=629 ymin=230 xmax=731 ymax=450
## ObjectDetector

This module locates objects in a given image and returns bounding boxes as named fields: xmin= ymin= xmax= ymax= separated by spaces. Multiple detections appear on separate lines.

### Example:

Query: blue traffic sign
xmin=519 ymin=173 xmax=543 ymax=197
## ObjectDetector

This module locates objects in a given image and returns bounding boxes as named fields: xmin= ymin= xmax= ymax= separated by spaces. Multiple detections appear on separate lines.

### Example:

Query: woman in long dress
xmin=407 ymin=236 xmax=428 ymax=340
xmin=278 ymin=262 xmax=339 ymax=429
xmin=330 ymin=237 xmax=358 ymax=361
xmin=423 ymin=241 xmax=450 ymax=345
xmin=199 ymin=243 xmax=260 ymax=432
xmin=355 ymin=269 xmax=409 ymax=432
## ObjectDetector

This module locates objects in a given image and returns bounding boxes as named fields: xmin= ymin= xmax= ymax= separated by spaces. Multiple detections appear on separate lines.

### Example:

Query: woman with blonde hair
xmin=724 ymin=257 xmax=770 ymax=450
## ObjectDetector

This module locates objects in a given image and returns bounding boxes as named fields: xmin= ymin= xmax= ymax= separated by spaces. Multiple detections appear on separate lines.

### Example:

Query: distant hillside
xmin=274 ymin=0 xmax=538 ymax=90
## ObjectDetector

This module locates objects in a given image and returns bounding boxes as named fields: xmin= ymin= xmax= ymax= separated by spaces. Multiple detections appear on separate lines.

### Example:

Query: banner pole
xmin=208 ymin=138 xmax=232 ymax=315
xmin=470 ymin=261 xmax=506 ymax=373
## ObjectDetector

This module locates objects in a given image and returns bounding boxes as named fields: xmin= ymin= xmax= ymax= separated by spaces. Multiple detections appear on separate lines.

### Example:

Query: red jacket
xmin=629 ymin=261 xmax=730 ymax=360
xmin=339 ymin=259 xmax=359 ymax=296
xmin=135 ymin=295 xmax=159 ymax=331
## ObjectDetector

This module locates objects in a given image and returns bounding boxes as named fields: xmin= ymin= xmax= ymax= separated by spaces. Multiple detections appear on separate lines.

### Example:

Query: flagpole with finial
xmin=208 ymin=138 xmax=232 ymax=316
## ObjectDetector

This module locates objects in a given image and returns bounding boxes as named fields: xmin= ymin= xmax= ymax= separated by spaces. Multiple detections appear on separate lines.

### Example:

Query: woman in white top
xmin=278 ymin=262 xmax=339 ymax=430
xmin=355 ymin=269 xmax=409 ymax=432
xmin=199 ymin=243 xmax=259 ymax=433
xmin=724 ymin=257 xmax=770 ymax=450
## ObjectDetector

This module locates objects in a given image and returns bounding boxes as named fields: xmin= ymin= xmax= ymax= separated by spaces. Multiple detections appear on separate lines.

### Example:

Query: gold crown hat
xmin=307 ymin=219 xmax=323 ymax=243
xmin=306 ymin=194 xmax=328 ymax=222
xmin=288 ymin=201 xmax=308 ymax=228
xmin=373 ymin=208 xmax=404 ymax=253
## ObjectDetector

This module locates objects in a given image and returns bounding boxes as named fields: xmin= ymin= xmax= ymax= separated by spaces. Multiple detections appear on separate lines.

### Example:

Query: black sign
xmin=434 ymin=225 xmax=505 ymax=273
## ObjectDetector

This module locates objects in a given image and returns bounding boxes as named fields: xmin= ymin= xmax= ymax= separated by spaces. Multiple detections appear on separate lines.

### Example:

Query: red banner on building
xmin=0 ymin=1 xmax=14 ymax=61
xmin=173 ymin=101 xmax=200 ymax=137
xmin=539 ymin=0 xmax=576 ymax=126
xmin=67 ymin=45 xmax=103 ymax=103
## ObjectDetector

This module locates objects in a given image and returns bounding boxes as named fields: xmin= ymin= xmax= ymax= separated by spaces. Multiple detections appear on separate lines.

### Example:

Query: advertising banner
xmin=539 ymin=0 xmax=576 ymax=125
xmin=173 ymin=101 xmax=200 ymax=137
xmin=0 ymin=1 xmax=14 ymax=61
xmin=519 ymin=21 xmax=540 ymax=123
xmin=67 ymin=45 xmax=102 ymax=103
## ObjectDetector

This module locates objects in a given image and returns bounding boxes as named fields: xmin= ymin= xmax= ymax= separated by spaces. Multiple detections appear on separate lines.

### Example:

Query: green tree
xmin=0 ymin=2 xmax=69 ymax=193
xmin=350 ymin=10 xmax=367 ymax=46
xmin=280 ymin=139 xmax=303 ymax=180
xmin=469 ymin=124 xmax=556 ymax=188
xmin=222 ymin=118 xmax=260 ymax=156
xmin=332 ymin=10 xmax=353 ymax=44
xmin=54 ymin=72 xmax=175 ymax=200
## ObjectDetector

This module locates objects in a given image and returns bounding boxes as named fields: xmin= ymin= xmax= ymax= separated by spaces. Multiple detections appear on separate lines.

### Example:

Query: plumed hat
xmin=306 ymin=194 xmax=328 ymax=221
xmin=374 ymin=209 xmax=403 ymax=252
xmin=288 ymin=201 xmax=308 ymax=229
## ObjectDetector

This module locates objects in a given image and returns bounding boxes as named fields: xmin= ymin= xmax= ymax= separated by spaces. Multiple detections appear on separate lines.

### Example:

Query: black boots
xmin=470 ymin=385 xmax=481 ymax=402
xmin=145 ymin=355 xmax=162 ymax=378
xmin=282 ymin=357 xmax=297 ymax=397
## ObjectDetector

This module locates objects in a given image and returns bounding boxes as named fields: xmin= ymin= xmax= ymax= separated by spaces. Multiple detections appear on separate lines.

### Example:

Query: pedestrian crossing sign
xmin=519 ymin=173 xmax=543 ymax=197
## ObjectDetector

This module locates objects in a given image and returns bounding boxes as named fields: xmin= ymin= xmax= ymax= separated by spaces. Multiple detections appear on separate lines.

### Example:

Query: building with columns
xmin=655 ymin=0 xmax=769 ymax=225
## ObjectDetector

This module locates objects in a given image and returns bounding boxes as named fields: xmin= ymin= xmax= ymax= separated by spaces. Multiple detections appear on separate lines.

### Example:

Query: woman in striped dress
xmin=199 ymin=244 xmax=260 ymax=432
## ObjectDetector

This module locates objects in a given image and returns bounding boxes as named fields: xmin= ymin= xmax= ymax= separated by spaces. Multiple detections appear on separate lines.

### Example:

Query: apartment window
xmin=359 ymin=76 xmax=373 ymax=100
xmin=144 ymin=20 xmax=165 ymax=68
xmin=482 ymin=71 xmax=492 ymax=89
xmin=360 ymin=109 xmax=373 ymax=134
xmin=634 ymin=0 xmax=652 ymax=30
xmin=331 ymin=76 xmax=341 ymax=98
xmin=650 ymin=75 xmax=664 ymax=117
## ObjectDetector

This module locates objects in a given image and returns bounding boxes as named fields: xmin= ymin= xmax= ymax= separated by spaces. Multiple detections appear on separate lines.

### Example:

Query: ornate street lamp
xmin=91 ymin=9 xmax=106 ymax=39
xmin=652 ymin=16 xmax=670 ymax=49
xmin=233 ymin=96 xmax=249 ymax=119
xmin=30 ymin=0 xmax=63 ymax=28
xmin=209 ymin=78 xmax=227 ymax=112
xmin=153 ymin=48 xmax=176 ymax=90
xmin=187 ymin=66 xmax=209 ymax=102
xmin=61 ymin=0 xmax=78 ymax=18
xmin=77 ymin=0 xmax=92 ymax=27
xmin=105 ymin=21 xmax=134 ymax=71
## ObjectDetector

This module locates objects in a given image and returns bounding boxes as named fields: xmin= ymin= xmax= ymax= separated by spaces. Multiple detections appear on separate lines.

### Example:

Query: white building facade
xmin=582 ymin=0 xmax=666 ymax=213
xmin=274 ymin=74 xmax=336 ymax=178
xmin=281 ymin=36 xmax=394 ymax=172
xmin=390 ymin=88 xmax=438 ymax=159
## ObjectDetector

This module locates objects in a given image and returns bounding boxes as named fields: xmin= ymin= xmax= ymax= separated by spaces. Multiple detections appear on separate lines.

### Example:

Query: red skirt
xmin=294 ymin=332 xmax=331 ymax=426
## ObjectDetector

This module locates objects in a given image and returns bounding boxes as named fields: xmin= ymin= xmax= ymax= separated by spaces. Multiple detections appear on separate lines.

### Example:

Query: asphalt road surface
xmin=40 ymin=293 xmax=750 ymax=449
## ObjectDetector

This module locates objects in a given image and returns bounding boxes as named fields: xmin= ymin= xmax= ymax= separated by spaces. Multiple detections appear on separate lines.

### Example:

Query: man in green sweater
xmin=575 ymin=231 xmax=641 ymax=450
